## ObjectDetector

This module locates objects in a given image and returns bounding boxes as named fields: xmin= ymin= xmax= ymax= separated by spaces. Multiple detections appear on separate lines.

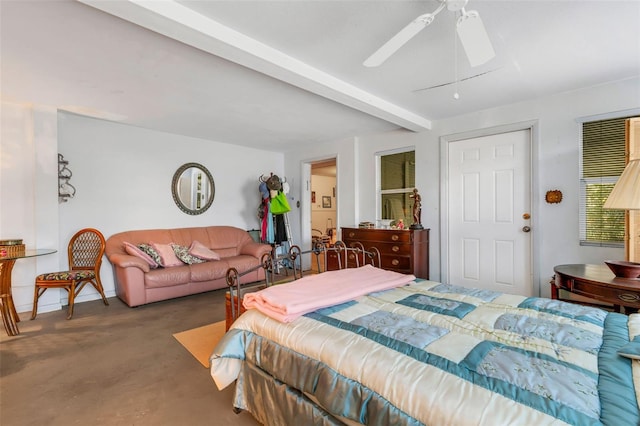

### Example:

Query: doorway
xmin=310 ymin=158 xmax=337 ymax=271
xmin=443 ymin=127 xmax=534 ymax=296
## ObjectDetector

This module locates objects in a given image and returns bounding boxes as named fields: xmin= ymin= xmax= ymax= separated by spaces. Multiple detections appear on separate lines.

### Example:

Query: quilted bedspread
xmin=211 ymin=279 xmax=640 ymax=425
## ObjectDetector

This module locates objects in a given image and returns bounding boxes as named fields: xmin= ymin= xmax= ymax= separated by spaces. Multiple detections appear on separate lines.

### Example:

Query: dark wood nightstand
xmin=552 ymin=264 xmax=640 ymax=314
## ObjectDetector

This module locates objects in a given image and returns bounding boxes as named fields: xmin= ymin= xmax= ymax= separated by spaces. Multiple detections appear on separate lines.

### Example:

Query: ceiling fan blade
xmin=456 ymin=10 xmax=495 ymax=67
xmin=363 ymin=13 xmax=434 ymax=67
xmin=412 ymin=68 xmax=500 ymax=92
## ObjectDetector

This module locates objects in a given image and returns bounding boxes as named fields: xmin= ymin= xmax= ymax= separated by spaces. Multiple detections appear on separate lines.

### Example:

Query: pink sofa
xmin=105 ymin=226 xmax=272 ymax=307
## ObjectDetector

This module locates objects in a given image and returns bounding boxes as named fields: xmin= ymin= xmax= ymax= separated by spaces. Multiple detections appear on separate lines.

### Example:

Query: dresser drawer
xmin=379 ymin=255 xmax=411 ymax=271
xmin=345 ymin=240 xmax=412 ymax=256
xmin=326 ymin=250 xmax=383 ymax=270
xmin=343 ymin=228 xmax=411 ymax=243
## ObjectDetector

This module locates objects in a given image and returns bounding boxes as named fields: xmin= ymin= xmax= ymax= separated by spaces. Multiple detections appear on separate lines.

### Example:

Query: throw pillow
xmin=150 ymin=242 xmax=183 ymax=267
xmin=123 ymin=242 xmax=158 ymax=269
xmin=172 ymin=244 xmax=206 ymax=265
xmin=138 ymin=243 xmax=162 ymax=266
xmin=188 ymin=240 xmax=221 ymax=261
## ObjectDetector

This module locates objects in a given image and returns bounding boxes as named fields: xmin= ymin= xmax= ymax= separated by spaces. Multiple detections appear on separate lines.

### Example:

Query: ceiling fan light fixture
xmin=456 ymin=10 xmax=495 ymax=67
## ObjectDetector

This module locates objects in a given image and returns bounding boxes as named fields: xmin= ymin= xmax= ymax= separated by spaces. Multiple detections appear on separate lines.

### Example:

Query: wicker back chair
xmin=31 ymin=228 xmax=109 ymax=320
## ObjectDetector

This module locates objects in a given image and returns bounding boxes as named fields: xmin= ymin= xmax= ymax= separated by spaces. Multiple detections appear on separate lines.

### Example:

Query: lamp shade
xmin=603 ymin=159 xmax=640 ymax=210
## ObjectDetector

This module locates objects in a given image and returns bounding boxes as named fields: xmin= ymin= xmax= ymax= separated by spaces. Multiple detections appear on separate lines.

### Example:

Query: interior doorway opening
xmin=310 ymin=158 xmax=337 ymax=272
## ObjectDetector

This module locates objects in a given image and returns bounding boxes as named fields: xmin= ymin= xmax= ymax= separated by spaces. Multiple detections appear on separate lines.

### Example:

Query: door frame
xmin=301 ymin=155 xmax=338 ymax=270
xmin=439 ymin=120 xmax=540 ymax=296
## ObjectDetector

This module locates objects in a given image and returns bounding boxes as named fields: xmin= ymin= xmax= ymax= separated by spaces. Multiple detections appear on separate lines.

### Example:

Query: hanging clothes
xmin=274 ymin=214 xmax=288 ymax=244
xmin=266 ymin=205 xmax=274 ymax=244
xmin=260 ymin=200 xmax=275 ymax=244
xmin=259 ymin=179 xmax=272 ymax=243
xmin=260 ymin=200 xmax=266 ymax=241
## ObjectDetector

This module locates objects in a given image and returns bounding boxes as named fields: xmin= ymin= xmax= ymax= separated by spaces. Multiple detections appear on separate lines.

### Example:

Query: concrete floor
xmin=0 ymin=289 xmax=261 ymax=426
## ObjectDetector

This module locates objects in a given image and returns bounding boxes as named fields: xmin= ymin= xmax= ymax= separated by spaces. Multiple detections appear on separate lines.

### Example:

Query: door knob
xmin=522 ymin=226 xmax=531 ymax=233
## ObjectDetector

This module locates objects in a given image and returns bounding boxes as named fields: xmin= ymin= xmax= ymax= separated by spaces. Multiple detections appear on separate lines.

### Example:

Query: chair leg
xmin=66 ymin=283 xmax=75 ymax=320
xmin=93 ymin=276 xmax=109 ymax=306
xmin=31 ymin=286 xmax=46 ymax=320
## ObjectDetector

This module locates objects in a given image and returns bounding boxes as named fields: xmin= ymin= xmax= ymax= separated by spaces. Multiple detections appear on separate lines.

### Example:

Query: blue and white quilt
xmin=211 ymin=279 xmax=640 ymax=425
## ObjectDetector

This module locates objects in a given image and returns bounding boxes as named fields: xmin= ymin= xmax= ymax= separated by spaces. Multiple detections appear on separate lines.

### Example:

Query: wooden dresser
xmin=329 ymin=227 xmax=429 ymax=279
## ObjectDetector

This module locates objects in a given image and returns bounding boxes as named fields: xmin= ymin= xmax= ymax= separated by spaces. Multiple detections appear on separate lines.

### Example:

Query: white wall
xmin=1 ymin=102 xmax=60 ymax=315
xmin=1 ymin=106 xmax=284 ymax=315
xmin=285 ymin=77 xmax=640 ymax=297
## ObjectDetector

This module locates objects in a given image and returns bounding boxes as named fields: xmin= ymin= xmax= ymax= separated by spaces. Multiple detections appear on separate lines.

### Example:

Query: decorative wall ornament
xmin=58 ymin=154 xmax=76 ymax=203
xmin=545 ymin=189 xmax=563 ymax=204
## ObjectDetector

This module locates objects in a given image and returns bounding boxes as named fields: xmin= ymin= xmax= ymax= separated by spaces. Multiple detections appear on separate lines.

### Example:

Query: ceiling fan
xmin=363 ymin=0 xmax=495 ymax=68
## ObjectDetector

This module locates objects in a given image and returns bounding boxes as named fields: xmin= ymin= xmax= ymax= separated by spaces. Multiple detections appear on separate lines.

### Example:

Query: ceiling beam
xmin=78 ymin=0 xmax=431 ymax=132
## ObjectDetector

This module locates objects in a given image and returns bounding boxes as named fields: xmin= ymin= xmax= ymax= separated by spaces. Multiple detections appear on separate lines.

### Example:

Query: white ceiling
xmin=2 ymin=0 xmax=639 ymax=151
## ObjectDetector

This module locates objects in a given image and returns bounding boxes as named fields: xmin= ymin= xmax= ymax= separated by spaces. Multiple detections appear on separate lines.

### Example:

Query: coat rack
xmin=258 ymin=173 xmax=293 ymax=272
xmin=58 ymin=153 xmax=76 ymax=203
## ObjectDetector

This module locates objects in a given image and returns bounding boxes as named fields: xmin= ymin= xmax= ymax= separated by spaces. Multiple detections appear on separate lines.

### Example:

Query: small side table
xmin=1 ymin=249 xmax=56 ymax=336
xmin=552 ymin=264 xmax=640 ymax=314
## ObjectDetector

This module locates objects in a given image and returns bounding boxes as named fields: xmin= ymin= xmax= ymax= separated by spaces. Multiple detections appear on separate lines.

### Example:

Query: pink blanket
xmin=242 ymin=265 xmax=416 ymax=323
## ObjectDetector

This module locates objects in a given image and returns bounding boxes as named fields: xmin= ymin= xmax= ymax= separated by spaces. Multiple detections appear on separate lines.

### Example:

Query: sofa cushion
xmin=189 ymin=260 xmax=230 ymax=282
xmin=123 ymin=242 xmax=159 ymax=269
xmin=172 ymin=244 xmax=206 ymax=265
xmin=151 ymin=242 xmax=183 ymax=267
xmin=145 ymin=265 xmax=191 ymax=288
xmin=188 ymin=240 xmax=221 ymax=261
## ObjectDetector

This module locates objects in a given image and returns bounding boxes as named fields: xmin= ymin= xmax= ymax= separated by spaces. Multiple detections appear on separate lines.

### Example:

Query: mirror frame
xmin=171 ymin=162 xmax=215 ymax=215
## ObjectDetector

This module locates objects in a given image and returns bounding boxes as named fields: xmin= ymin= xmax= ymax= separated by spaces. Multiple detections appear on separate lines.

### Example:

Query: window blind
xmin=579 ymin=117 xmax=629 ymax=246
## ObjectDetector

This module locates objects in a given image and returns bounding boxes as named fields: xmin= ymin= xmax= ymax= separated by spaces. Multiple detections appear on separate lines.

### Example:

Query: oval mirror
xmin=171 ymin=162 xmax=215 ymax=215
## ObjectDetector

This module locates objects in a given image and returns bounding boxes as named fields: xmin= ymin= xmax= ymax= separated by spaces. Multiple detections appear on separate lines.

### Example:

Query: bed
xmin=211 ymin=261 xmax=640 ymax=425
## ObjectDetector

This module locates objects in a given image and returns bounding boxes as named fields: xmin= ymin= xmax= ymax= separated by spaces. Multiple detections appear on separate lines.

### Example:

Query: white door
xmin=447 ymin=129 xmax=532 ymax=295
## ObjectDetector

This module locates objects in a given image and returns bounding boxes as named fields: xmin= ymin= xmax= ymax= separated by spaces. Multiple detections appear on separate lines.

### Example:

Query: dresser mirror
xmin=172 ymin=162 xmax=215 ymax=215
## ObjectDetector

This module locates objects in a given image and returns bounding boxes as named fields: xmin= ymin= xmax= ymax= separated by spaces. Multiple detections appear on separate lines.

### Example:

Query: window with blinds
xmin=579 ymin=117 xmax=630 ymax=246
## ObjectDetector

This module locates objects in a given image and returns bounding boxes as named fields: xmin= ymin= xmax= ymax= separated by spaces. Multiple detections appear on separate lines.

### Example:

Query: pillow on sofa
xmin=188 ymin=240 xmax=221 ymax=261
xmin=150 ymin=242 xmax=183 ymax=267
xmin=172 ymin=244 xmax=206 ymax=265
xmin=138 ymin=243 xmax=163 ymax=266
xmin=123 ymin=242 xmax=159 ymax=269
